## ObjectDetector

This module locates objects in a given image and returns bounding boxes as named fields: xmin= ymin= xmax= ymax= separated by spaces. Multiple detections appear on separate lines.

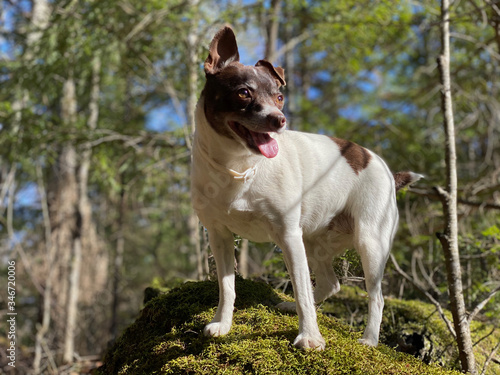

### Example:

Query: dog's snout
xmin=278 ymin=114 xmax=286 ymax=127
xmin=268 ymin=113 xmax=286 ymax=130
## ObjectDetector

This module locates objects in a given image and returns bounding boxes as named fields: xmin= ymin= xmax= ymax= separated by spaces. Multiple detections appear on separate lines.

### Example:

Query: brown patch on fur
xmin=331 ymin=138 xmax=371 ymax=175
xmin=393 ymin=172 xmax=416 ymax=192
xmin=328 ymin=211 xmax=354 ymax=234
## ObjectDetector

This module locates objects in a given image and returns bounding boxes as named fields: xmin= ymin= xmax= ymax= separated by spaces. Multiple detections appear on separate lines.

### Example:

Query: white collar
xmin=194 ymin=140 xmax=258 ymax=183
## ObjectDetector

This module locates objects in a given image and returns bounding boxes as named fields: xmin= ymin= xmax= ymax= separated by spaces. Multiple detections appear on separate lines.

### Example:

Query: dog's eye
xmin=276 ymin=94 xmax=284 ymax=103
xmin=238 ymin=89 xmax=250 ymax=99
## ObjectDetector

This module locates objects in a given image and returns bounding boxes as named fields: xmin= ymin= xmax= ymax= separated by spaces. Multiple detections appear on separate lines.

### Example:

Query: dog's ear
xmin=205 ymin=26 xmax=240 ymax=75
xmin=255 ymin=60 xmax=286 ymax=87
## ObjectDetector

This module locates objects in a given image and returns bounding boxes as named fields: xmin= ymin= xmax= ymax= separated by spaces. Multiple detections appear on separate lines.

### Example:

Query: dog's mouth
xmin=228 ymin=121 xmax=279 ymax=158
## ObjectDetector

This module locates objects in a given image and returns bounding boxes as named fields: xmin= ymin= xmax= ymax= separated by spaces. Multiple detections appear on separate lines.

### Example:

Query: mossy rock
xmin=321 ymin=285 xmax=500 ymax=375
xmin=98 ymin=278 xmax=461 ymax=375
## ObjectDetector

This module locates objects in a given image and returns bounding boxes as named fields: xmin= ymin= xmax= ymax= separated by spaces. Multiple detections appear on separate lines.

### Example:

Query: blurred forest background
xmin=0 ymin=0 xmax=499 ymax=373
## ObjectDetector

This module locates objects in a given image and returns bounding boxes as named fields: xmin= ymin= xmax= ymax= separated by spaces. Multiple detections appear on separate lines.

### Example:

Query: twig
xmin=33 ymin=161 xmax=57 ymax=374
xmin=473 ymin=326 xmax=496 ymax=348
xmin=409 ymin=187 xmax=500 ymax=210
xmin=468 ymin=286 xmax=500 ymax=323
xmin=417 ymin=248 xmax=442 ymax=296
xmin=480 ymin=339 xmax=500 ymax=375
xmin=86 ymin=133 xmax=146 ymax=150
xmin=270 ymin=30 xmax=317 ymax=62
xmin=449 ymin=31 xmax=500 ymax=61
xmin=390 ymin=253 xmax=456 ymax=338
xmin=0 ymin=164 xmax=16 ymax=213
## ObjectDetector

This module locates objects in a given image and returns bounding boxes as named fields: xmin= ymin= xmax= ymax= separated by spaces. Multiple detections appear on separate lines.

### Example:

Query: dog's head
xmin=202 ymin=26 xmax=286 ymax=159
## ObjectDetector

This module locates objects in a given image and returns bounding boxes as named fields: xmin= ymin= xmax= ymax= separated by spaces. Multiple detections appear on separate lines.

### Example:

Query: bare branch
xmin=0 ymin=164 xmax=16 ymax=213
xmin=86 ymin=133 xmax=147 ymax=150
xmin=449 ymin=31 xmax=500 ymax=61
xmin=485 ymin=0 xmax=500 ymax=17
xmin=416 ymin=248 xmax=442 ymax=296
xmin=390 ymin=253 xmax=457 ymax=339
xmin=409 ymin=187 xmax=500 ymax=210
xmin=468 ymin=286 xmax=500 ymax=323
xmin=33 ymin=162 xmax=55 ymax=374
xmin=480 ymin=339 xmax=500 ymax=375
xmin=271 ymin=30 xmax=317 ymax=62
xmin=124 ymin=2 xmax=190 ymax=42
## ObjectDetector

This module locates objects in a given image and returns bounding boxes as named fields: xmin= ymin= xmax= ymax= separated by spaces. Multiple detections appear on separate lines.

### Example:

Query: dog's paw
xmin=275 ymin=301 xmax=297 ymax=313
xmin=203 ymin=322 xmax=231 ymax=337
xmin=358 ymin=337 xmax=378 ymax=347
xmin=293 ymin=333 xmax=326 ymax=351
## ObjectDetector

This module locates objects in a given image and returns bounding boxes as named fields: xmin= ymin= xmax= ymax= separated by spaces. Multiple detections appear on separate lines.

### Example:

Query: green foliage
xmin=481 ymin=225 xmax=500 ymax=242
xmin=99 ymin=279 xmax=461 ymax=375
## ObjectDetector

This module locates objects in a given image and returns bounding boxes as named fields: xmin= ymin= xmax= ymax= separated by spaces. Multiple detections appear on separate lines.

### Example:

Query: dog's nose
xmin=268 ymin=113 xmax=286 ymax=130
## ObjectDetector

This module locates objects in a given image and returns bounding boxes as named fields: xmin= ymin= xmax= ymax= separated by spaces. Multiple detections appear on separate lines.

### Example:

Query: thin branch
xmin=124 ymin=2 xmax=190 ymax=42
xmin=473 ymin=326 xmax=496 ymax=348
xmin=33 ymin=162 xmax=54 ymax=374
xmin=468 ymin=286 xmax=500 ymax=323
xmin=416 ymin=249 xmax=442 ymax=296
xmin=271 ymin=30 xmax=317 ymax=62
xmin=86 ymin=133 xmax=147 ymax=150
xmin=409 ymin=187 xmax=500 ymax=210
xmin=480 ymin=339 xmax=500 ymax=375
xmin=390 ymin=253 xmax=457 ymax=338
xmin=0 ymin=164 xmax=17 ymax=213
xmin=449 ymin=31 xmax=500 ymax=61
xmin=485 ymin=0 xmax=500 ymax=17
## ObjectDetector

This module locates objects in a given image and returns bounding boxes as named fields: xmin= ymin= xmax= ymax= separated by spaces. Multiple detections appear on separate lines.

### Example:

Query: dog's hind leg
xmin=306 ymin=238 xmax=340 ymax=304
xmin=276 ymin=239 xmax=339 ymax=313
xmin=355 ymin=229 xmax=392 ymax=347
xmin=203 ymin=226 xmax=236 ymax=337
xmin=312 ymin=256 xmax=340 ymax=303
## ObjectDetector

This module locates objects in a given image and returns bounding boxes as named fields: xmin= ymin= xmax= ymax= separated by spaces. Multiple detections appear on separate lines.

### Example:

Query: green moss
xmin=98 ymin=278 xmax=463 ymax=375
xmin=321 ymin=286 xmax=500 ymax=374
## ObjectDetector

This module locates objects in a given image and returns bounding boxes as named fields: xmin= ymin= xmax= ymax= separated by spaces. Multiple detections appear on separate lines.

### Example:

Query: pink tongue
xmin=251 ymin=132 xmax=279 ymax=158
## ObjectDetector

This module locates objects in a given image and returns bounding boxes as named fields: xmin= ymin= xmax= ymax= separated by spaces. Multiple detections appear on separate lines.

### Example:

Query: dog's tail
xmin=393 ymin=171 xmax=424 ymax=192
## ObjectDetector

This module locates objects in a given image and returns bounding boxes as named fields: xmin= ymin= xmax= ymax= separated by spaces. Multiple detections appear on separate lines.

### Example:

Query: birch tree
xmin=436 ymin=0 xmax=476 ymax=373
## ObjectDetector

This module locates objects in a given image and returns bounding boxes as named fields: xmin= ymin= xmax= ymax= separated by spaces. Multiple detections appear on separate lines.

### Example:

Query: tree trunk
xmin=186 ymin=0 xmax=203 ymax=280
xmin=27 ymin=2 xmax=52 ymax=368
xmin=110 ymin=179 xmax=126 ymax=342
xmin=62 ymin=53 xmax=105 ymax=362
xmin=284 ymin=2 xmax=296 ymax=130
xmin=33 ymin=164 xmax=55 ymax=374
xmin=49 ymin=144 xmax=78 ymax=356
xmin=77 ymin=55 xmax=108 ymax=308
xmin=63 ymin=231 xmax=81 ymax=364
xmin=239 ymin=239 xmax=249 ymax=278
xmin=436 ymin=1 xmax=476 ymax=373
xmin=264 ymin=0 xmax=282 ymax=62
xmin=59 ymin=75 xmax=81 ymax=364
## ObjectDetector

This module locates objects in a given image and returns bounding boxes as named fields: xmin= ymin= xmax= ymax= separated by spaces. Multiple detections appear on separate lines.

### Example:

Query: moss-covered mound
xmin=98 ymin=278 xmax=461 ymax=375
xmin=322 ymin=286 xmax=500 ymax=375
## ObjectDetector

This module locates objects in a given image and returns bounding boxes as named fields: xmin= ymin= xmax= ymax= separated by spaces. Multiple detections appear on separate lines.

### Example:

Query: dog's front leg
xmin=276 ymin=229 xmax=326 ymax=350
xmin=204 ymin=226 xmax=236 ymax=337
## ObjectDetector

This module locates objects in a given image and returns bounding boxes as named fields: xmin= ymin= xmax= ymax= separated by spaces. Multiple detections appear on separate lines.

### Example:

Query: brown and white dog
xmin=191 ymin=26 xmax=422 ymax=350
